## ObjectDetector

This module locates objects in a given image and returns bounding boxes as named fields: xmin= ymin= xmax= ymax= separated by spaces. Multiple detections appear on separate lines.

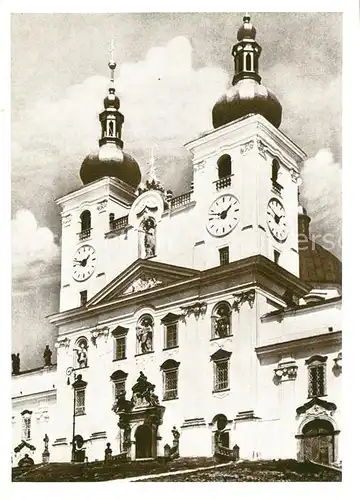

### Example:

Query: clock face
xmin=72 ymin=244 xmax=97 ymax=282
xmin=266 ymin=198 xmax=288 ymax=242
xmin=206 ymin=194 xmax=240 ymax=237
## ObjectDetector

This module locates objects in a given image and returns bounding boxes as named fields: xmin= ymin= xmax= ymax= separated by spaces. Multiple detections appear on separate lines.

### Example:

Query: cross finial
xmin=108 ymin=38 xmax=116 ymax=85
xmin=109 ymin=38 xmax=115 ymax=62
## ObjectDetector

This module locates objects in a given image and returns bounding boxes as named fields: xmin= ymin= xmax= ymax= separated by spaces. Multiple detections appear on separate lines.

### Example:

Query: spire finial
xmin=108 ymin=38 xmax=116 ymax=86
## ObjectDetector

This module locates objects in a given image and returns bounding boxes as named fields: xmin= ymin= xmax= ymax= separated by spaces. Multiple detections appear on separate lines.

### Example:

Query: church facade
xmin=12 ymin=15 xmax=342 ymax=468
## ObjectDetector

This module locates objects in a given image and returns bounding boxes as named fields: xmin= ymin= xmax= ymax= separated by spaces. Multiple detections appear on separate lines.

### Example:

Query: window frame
xmin=164 ymin=322 xmax=178 ymax=349
xmin=213 ymin=359 xmax=230 ymax=392
xmin=219 ymin=246 xmax=230 ymax=266
xmin=306 ymin=355 xmax=327 ymax=398
xmin=74 ymin=387 xmax=86 ymax=416
xmin=114 ymin=335 xmax=127 ymax=361
xmin=163 ymin=368 xmax=178 ymax=401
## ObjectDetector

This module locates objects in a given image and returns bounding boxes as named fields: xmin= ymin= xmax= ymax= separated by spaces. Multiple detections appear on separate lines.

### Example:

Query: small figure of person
xmin=104 ymin=442 xmax=112 ymax=462
xmin=43 ymin=345 xmax=52 ymax=367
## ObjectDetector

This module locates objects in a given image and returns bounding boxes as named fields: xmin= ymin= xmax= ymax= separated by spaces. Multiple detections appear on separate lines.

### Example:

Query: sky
xmin=11 ymin=12 xmax=342 ymax=370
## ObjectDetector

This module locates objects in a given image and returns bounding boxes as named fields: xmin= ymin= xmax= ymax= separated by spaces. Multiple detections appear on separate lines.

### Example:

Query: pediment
xmin=87 ymin=259 xmax=199 ymax=307
xmin=296 ymin=397 xmax=337 ymax=417
xmin=14 ymin=440 xmax=36 ymax=453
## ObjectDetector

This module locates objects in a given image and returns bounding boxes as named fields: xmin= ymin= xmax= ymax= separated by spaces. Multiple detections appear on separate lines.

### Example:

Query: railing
xmin=170 ymin=191 xmax=192 ymax=209
xmin=214 ymin=443 xmax=239 ymax=461
xmin=215 ymin=176 xmax=232 ymax=191
xmin=78 ymin=228 xmax=92 ymax=241
xmin=109 ymin=215 xmax=129 ymax=231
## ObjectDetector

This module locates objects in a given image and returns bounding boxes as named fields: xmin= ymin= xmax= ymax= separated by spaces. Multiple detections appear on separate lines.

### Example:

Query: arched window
xmin=74 ymin=337 xmax=89 ymax=369
xmin=160 ymin=359 xmax=180 ymax=400
xmin=108 ymin=121 xmax=114 ymax=137
xmin=211 ymin=302 xmax=232 ymax=339
xmin=80 ymin=210 xmax=91 ymax=232
xmin=217 ymin=155 xmax=232 ymax=179
xmin=111 ymin=370 xmax=128 ymax=403
xmin=246 ymin=53 xmax=252 ymax=71
xmin=136 ymin=315 xmax=154 ymax=354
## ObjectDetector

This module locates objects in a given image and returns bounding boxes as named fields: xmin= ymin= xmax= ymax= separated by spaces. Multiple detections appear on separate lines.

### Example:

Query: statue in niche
xmin=141 ymin=215 xmax=156 ymax=258
xmin=43 ymin=345 xmax=52 ymax=367
xmin=213 ymin=303 xmax=231 ymax=338
xmin=76 ymin=340 xmax=88 ymax=368
xmin=136 ymin=316 xmax=154 ymax=354
xmin=12 ymin=353 xmax=20 ymax=375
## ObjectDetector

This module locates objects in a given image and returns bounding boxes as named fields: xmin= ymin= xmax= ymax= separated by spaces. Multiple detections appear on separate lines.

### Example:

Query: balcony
xmin=215 ymin=176 xmax=232 ymax=191
xmin=109 ymin=215 xmax=129 ymax=231
xmin=78 ymin=228 xmax=92 ymax=241
xmin=170 ymin=191 xmax=192 ymax=210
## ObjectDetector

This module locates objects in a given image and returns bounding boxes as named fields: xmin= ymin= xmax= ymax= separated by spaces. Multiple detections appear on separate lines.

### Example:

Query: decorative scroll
xmin=274 ymin=358 xmax=298 ymax=382
xmin=290 ymin=169 xmax=300 ymax=183
xmin=232 ymin=290 xmax=255 ymax=311
xmin=181 ymin=301 xmax=207 ymax=319
xmin=124 ymin=275 xmax=163 ymax=295
xmin=90 ymin=326 xmax=110 ymax=346
xmin=296 ymin=397 xmax=337 ymax=417
xmin=239 ymin=140 xmax=255 ymax=156
xmin=257 ymin=139 xmax=267 ymax=159
xmin=193 ymin=160 xmax=205 ymax=172
xmin=97 ymin=200 xmax=108 ymax=212
xmin=61 ymin=213 xmax=72 ymax=227
xmin=55 ymin=337 xmax=70 ymax=350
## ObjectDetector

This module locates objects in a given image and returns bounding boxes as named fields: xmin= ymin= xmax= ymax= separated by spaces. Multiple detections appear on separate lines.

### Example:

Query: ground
xmin=12 ymin=458 xmax=341 ymax=482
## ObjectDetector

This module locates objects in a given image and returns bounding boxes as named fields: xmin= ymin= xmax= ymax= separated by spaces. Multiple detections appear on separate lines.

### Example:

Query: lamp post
xmin=66 ymin=367 xmax=76 ymax=463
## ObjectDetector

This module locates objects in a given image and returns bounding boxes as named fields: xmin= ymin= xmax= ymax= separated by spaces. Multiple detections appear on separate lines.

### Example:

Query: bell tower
xmin=186 ymin=15 xmax=306 ymax=276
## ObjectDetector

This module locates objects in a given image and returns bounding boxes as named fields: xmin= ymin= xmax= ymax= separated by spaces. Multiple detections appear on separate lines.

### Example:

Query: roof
xmin=299 ymin=240 xmax=342 ymax=286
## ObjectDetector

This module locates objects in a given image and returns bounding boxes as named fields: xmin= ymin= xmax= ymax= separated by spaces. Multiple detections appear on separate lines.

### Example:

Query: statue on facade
xmin=213 ymin=304 xmax=231 ymax=338
xmin=42 ymin=434 xmax=50 ymax=463
xmin=104 ymin=442 xmax=113 ymax=462
xmin=131 ymin=371 xmax=160 ymax=407
xmin=172 ymin=426 xmax=180 ymax=443
xmin=76 ymin=341 xmax=88 ymax=368
xmin=43 ymin=345 xmax=52 ymax=367
xmin=136 ymin=317 xmax=153 ymax=353
xmin=142 ymin=216 xmax=156 ymax=258
xmin=12 ymin=353 xmax=20 ymax=375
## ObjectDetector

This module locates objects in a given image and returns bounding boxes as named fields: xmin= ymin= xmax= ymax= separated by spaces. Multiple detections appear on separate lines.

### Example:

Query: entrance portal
xmin=135 ymin=425 xmax=153 ymax=459
xmin=301 ymin=419 xmax=335 ymax=464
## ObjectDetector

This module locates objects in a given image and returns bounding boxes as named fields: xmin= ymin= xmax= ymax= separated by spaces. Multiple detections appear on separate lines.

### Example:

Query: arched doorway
xmin=301 ymin=419 xmax=335 ymax=464
xmin=135 ymin=425 xmax=153 ymax=459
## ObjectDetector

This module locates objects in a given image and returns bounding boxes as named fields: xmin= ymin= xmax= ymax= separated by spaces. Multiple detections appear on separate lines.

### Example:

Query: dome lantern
xmin=80 ymin=41 xmax=141 ymax=188
xmin=212 ymin=14 xmax=282 ymax=130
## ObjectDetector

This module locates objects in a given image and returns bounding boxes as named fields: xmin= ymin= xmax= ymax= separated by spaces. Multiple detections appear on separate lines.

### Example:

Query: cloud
xmin=12 ymin=209 xmax=60 ymax=287
xmin=300 ymin=149 xmax=342 ymax=258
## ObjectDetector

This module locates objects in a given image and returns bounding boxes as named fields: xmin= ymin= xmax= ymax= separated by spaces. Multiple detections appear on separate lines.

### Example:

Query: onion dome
xmin=80 ymin=57 xmax=141 ymax=188
xmin=298 ymin=202 xmax=342 ymax=286
xmin=212 ymin=15 xmax=282 ymax=129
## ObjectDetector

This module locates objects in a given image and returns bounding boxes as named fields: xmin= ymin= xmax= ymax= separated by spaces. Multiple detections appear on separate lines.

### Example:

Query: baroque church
xmin=12 ymin=15 xmax=342 ymax=468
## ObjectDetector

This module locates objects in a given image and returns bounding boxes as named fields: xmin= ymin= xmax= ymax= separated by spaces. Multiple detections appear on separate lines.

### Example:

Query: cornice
xmin=255 ymin=331 xmax=342 ymax=358
xmin=48 ymin=255 xmax=311 ymax=328
xmin=261 ymin=296 xmax=342 ymax=322
xmin=184 ymin=114 xmax=306 ymax=165
xmin=12 ymin=389 xmax=57 ymax=404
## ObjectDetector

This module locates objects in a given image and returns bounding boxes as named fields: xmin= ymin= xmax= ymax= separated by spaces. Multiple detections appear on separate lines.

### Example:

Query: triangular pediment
xmin=87 ymin=259 xmax=199 ymax=307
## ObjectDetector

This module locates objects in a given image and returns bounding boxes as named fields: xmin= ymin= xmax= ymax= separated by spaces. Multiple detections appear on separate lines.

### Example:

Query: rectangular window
xmin=114 ymin=379 xmax=126 ymax=401
xmin=22 ymin=416 xmax=31 ymax=440
xmin=80 ymin=290 xmax=88 ymax=306
xmin=165 ymin=323 xmax=178 ymax=349
xmin=219 ymin=247 xmax=229 ymax=266
xmin=214 ymin=360 xmax=229 ymax=392
xmin=114 ymin=336 xmax=126 ymax=360
xmin=308 ymin=364 xmax=326 ymax=397
xmin=75 ymin=388 xmax=86 ymax=416
xmin=163 ymin=369 xmax=178 ymax=400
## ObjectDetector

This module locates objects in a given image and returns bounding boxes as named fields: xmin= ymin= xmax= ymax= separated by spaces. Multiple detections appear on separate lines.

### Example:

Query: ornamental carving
xmin=194 ymin=161 xmax=205 ymax=172
xmin=232 ymin=290 xmax=255 ymax=311
xmin=97 ymin=200 xmax=108 ymax=212
xmin=55 ymin=337 xmax=70 ymax=350
xmin=123 ymin=275 xmax=163 ymax=295
xmin=61 ymin=213 xmax=72 ymax=227
xmin=35 ymin=408 xmax=50 ymax=423
xmin=239 ymin=140 xmax=254 ymax=156
xmin=290 ymin=169 xmax=300 ymax=183
xmin=90 ymin=326 xmax=110 ymax=346
xmin=296 ymin=397 xmax=337 ymax=418
xmin=181 ymin=301 xmax=207 ymax=319
xmin=274 ymin=358 xmax=298 ymax=382
xmin=131 ymin=371 xmax=160 ymax=408
xmin=257 ymin=140 xmax=267 ymax=159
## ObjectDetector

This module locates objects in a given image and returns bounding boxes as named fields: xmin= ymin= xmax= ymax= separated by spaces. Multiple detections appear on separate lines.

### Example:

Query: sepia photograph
xmin=7 ymin=6 xmax=346 ymax=485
